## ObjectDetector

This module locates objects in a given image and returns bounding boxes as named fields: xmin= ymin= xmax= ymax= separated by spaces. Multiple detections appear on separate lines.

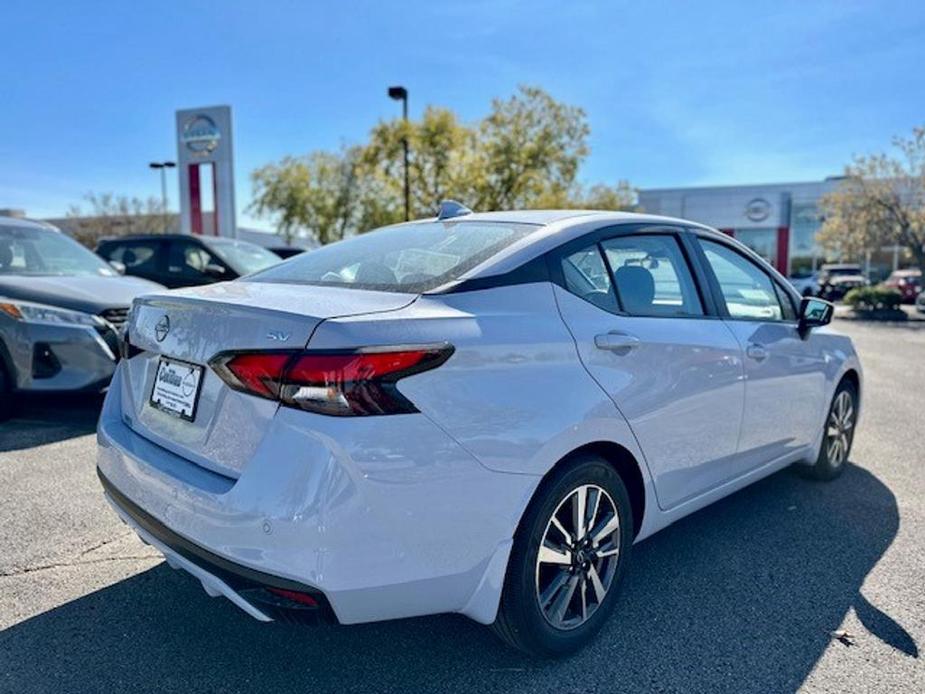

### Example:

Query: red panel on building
xmin=776 ymin=227 xmax=790 ymax=273
xmin=188 ymin=164 xmax=203 ymax=235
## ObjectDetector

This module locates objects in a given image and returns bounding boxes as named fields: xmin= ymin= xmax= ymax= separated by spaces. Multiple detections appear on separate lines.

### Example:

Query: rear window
xmin=246 ymin=221 xmax=539 ymax=292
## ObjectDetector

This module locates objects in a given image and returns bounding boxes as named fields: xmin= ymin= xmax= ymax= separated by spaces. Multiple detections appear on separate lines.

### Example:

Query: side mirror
xmin=109 ymin=260 xmax=126 ymax=275
xmin=203 ymin=263 xmax=227 ymax=278
xmin=798 ymin=296 xmax=834 ymax=336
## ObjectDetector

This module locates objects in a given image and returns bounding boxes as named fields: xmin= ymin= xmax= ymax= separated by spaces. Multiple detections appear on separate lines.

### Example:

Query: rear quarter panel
xmin=308 ymin=283 xmax=660 ymax=538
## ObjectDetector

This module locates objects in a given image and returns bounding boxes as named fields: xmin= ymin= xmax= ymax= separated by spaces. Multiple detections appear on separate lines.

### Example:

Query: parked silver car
xmin=0 ymin=217 xmax=162 ymax=420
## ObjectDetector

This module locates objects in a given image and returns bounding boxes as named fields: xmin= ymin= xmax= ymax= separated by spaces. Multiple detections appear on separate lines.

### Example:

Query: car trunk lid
xmin=121 ymin=281 xmax=416 ymax=478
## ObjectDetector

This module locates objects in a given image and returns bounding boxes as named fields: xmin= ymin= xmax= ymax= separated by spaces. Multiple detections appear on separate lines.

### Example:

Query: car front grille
xmin=99 ymin=307 xmax=129 ymax=329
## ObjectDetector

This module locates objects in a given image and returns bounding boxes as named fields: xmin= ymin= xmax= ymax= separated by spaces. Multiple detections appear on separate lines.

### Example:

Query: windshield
xmin=0 ymin=225 xmax=116 ymax=277
xmin=207 ymin=238 xmax=281 ymax=275
xmin=247 ymin=221 xmax=539 ymax=293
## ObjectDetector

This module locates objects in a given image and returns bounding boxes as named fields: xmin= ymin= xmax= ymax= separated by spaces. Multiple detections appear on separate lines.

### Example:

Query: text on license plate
xmin=150 ymin=358 xmax=204 ymax=421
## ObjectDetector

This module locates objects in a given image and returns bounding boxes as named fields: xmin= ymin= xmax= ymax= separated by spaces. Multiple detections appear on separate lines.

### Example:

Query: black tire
xmin=0 ymin=361 xmax=13 ymax=422
xmin=492 ymin=453 xmax=634 ymax=657
xmin=799 ymin=379 xmax=858 ymax=481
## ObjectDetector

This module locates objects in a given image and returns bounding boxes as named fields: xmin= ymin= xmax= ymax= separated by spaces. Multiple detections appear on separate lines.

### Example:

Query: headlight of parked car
xmin=0 ymin=299 xmax=104 ymax=328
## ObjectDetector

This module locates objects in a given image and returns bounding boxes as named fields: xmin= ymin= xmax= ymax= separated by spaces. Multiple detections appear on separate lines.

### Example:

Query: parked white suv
xmin=97 ymin=206 xmax=861 ymax=656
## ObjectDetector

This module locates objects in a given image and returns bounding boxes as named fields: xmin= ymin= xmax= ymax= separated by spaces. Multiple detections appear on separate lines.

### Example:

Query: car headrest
xmin=614 ymin=265 xmax=655 ymax=313
xmin=0 ymin=242 xmax=13 ymax=269
xmin=354 ymin=261 xmax=397 ymax=286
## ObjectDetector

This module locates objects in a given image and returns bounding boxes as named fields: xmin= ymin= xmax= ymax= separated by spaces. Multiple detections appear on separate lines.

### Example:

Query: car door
xmin=695 ymin=237 xmax=827 ymax=469
xmin=552 ymin=226 xmax=747 ymax=510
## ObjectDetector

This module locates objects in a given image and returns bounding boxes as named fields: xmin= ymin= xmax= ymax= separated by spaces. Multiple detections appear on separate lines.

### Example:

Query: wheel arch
xmin=522 ymin=441 xmax=647 ymax=540
xmin=840 ymin=367 xmax=860 ymax=397
xmin=570 ymin=441 xmax=646 ymax=539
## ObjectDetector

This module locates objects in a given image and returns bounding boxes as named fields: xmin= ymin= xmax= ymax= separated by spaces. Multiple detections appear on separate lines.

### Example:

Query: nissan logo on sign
xmin=181 ymin=115 xmax=221 ymax=156
xmin=745 ymin=198 xmax=771 ymax=222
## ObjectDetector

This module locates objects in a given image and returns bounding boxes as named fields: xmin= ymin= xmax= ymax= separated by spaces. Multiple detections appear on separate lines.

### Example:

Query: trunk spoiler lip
xmin=131 ymin=286 xmax=421 ymax=322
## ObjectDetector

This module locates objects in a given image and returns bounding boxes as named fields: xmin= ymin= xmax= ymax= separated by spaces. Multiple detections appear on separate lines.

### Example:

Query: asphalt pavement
xmin=1 ymin=319 xmax=923 ymax=693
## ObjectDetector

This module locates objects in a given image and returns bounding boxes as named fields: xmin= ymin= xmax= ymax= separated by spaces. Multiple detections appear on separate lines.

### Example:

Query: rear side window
xmin=247 ymin=221 xmax=539 ymax=293
xmin=700 ymin=240 xmax=783 ymax=321
xmin=561 ymin=246 xmax=618 ymax=312
xmin=601 ymin=235 xmax=703 ymax=317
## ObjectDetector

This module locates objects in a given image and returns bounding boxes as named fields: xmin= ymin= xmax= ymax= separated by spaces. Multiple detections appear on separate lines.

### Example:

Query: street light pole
xmin=388 ymin=86 xmax=410 ymax=221
xmin=148 ymin=161 xmax=176 ymax=233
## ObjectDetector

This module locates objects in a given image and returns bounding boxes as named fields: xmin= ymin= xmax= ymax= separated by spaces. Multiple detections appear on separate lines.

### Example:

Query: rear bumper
xmin=96 ymin=366 xmax=538 ymax=625
xmin=99 ymin=468 xmax=335 ymax=623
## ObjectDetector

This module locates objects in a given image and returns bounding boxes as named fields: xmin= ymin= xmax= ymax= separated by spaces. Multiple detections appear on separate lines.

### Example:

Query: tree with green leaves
xmin=250 ymin=148 xmax=361 ymax=246
xmin=470 ymin=86 xmax=590 ymax=210
xmin=250 ymin=86 xmax=637 ymax=245
xmin=360 ymin=106 xmax=475 ymax=223
xmin=819 ymin=126 xmax=925 ymax=275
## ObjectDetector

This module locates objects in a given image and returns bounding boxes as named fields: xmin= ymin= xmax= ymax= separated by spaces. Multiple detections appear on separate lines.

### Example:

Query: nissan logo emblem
xmin=745 ymin=198 xmax=771 ymax=222
xmin=154 ymin=315 xmax=170 ymax=342
xmin=181 ymin=115 xmax=221 ymax=156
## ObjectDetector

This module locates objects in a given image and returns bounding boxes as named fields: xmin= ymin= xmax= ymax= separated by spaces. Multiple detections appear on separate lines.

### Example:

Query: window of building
xmin=790 ymin=203 xmax=823 ymax=275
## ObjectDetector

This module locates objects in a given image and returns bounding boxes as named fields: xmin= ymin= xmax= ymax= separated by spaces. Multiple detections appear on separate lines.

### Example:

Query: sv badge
xmin=267 ymin=330 xmax=291 ymax=342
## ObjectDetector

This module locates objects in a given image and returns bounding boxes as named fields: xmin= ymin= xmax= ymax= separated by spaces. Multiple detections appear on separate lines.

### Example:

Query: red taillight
xmin=212 ymin=352 xmax=291 ymax=399
xmin=209 ymin=344 xmax=453 ymax=416
xmin=265 ymin=587 xmax=319 ymax=607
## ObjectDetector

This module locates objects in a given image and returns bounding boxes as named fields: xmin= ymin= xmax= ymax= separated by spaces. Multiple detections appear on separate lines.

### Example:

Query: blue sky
xmin=2 ymin=0 xmax=924 ymax=230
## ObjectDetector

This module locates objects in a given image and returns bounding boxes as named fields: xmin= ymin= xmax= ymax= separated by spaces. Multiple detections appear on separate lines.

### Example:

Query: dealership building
xmin=639 ymin=178 xmax=904 ymax=281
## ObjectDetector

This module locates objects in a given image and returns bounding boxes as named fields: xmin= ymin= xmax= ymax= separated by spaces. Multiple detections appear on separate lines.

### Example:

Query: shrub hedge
xmin=844 ymin=286 xmax=902 ymax=311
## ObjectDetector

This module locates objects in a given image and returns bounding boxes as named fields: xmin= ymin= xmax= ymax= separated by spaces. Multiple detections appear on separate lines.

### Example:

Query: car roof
xmin=0 ymin=216 xmax=60 ymax=232
xmin=424 ymin=208 xmax=733 ymax=290
xmin=417 ymin=209 xmax=707 ymax=228
xmin=99 ymin=233 xmax=194 ymax=243
xmin=97 ymin=233 xmax=259 ymax=247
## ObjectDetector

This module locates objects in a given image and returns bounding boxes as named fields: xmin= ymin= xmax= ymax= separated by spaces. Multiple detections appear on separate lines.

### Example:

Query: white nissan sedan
xmin=97 ymin=204 xmax=861 ymax=657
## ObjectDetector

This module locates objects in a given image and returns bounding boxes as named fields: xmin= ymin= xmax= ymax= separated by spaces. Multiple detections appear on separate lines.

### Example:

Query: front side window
xmin=700 ymin=239 xmax=783 ymax=321
xmin=774 ymin=282 xmax=798 ymax=321
xmin=247 ymin=221 xmax=539 ymax=293
xmin=601 ymin=235 xmax=703 ymax=317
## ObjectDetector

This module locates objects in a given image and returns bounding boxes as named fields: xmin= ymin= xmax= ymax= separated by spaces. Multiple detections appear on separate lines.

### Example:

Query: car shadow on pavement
xmin=0 ymin=393 xmax=103 ymax=453
xmin=0 ymin=463 xmax=911 ymax=693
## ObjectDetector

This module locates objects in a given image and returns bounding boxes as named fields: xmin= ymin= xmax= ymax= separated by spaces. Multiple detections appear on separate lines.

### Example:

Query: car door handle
xmin=746 ymin=343 xmax=769 ymax=361
xmin=594 ymin=332 xmax=640 ymax=354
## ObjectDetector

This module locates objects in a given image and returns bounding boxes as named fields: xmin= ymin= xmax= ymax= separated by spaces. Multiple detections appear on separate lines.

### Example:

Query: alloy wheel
xmin=826 ymin=390 xmax=855 ymax=468
xmin=535 ymin=484 xmax=621 ymax=630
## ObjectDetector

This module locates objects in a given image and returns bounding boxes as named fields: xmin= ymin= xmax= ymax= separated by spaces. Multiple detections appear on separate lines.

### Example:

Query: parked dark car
xmin=95 ymin=234 xmax=281 ymax=289
xmin=817 ymin=263 xmax=868 ymax=301
xmin=881 ymin=268 xmax=922 ymax=303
